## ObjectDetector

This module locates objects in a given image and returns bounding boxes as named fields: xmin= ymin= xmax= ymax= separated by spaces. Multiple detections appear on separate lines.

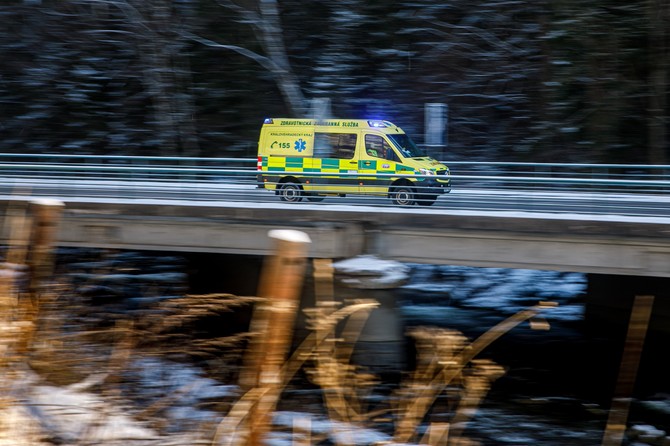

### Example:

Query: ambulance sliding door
xmin=312 ymin=132 xmax=359 ymax=194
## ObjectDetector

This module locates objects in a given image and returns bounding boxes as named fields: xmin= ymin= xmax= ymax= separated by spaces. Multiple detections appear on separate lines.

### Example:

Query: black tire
xmin=391 ymin=186 xmax=415 ymax=206
xmin=278 ymin=182 xmax=303 ymax=202
xmin=306 ymin=194 xmax=325 ymax=202
xmin=417 ymin=194 xmax=437 ymax=206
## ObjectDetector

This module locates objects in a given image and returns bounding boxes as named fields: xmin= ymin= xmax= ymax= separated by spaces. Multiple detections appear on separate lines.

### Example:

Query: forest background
xmin=0 ymin=0 xmax=668 ymax=164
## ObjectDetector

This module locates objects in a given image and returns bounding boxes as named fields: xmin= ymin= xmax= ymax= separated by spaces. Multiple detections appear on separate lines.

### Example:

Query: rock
xmin=629 ymin=424 xmax=667 ymax=444
xmin=333 ymin=255 xmax=410 ymax=289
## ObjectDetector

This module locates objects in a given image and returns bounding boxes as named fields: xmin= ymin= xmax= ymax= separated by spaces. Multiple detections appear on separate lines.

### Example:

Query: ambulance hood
xmin=403 ymin=157 xmax=448 ymax=172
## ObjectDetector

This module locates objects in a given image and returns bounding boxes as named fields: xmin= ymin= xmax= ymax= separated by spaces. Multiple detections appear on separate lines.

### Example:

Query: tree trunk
xmin=257 ymin=0 xmax=307 ymax=117
xmin=132 ymin=0 xmax=200 ymax=157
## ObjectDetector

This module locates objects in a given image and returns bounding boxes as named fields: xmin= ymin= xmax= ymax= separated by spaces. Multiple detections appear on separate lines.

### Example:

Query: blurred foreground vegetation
xmin=0 ymin=201 xmax=566 ymax=445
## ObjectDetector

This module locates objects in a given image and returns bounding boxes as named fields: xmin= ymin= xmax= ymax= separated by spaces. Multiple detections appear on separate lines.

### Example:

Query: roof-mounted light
xmin=263 ymin=118 xmax=274 ymax=124
xmin=367 ymin=120 xmax=389 ymax=128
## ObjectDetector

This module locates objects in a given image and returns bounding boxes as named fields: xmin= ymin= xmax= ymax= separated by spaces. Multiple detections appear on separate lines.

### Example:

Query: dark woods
xmin=0 ymin=0 xmax=668 ymax=164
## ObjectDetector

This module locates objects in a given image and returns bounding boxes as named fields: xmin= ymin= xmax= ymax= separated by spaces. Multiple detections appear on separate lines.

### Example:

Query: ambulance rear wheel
xmin=279 ymin=182 xmax=303 ymax=202
xmin=416 ymin=194 xmax=437 ymax=206
xmin=391 ymin=186 xmax=416 ymax=206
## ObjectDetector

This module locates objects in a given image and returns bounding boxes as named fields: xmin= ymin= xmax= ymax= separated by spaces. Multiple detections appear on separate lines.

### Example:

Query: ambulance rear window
xmin=314 ymin=133 xmax=357 ymax=159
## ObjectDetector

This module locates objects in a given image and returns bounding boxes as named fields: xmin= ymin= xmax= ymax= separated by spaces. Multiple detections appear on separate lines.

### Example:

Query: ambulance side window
xmin=314 ymin=133 xmax=357 ymax=159
xmin=365 ymin=134 xmax=399 ymax=162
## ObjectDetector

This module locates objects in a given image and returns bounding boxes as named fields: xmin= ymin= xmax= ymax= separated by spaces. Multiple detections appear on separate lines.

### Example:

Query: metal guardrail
xmin=0 ymin=154 xmax=668 ymax=188
xmin=0 ymin=154 xmax=669 ymax=211
xmin=445 ymin=161 xmax=670 ymax=193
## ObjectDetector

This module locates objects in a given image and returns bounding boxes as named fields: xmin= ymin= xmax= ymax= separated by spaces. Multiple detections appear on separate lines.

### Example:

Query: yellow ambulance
xmin=256 ymin=118 xmax=450 ymax=206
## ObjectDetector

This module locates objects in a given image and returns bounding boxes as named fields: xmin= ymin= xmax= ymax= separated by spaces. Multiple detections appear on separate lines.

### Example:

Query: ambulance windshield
xmin=388 ymin=134 xmax=426 ymax=158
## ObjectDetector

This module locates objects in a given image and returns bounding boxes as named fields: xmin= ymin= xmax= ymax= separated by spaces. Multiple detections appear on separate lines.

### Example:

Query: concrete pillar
xmin=332 ymin=255 xmax=410 ymax=372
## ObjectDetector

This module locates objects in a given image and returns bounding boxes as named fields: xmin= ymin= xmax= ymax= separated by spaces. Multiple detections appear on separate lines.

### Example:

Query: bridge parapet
xmin=1 ymin=199 xmax=669 ymax=278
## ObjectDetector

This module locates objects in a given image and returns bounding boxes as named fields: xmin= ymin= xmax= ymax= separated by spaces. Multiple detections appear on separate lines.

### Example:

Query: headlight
xmin=418 ymin=168 xmax=435 ymax=175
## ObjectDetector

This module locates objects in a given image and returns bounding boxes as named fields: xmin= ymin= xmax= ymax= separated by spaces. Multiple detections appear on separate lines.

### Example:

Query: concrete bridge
xmin=2 ymin=198 xmax=669 ymax=278
xmin=3 ymin=197 xmax=670 ymax=383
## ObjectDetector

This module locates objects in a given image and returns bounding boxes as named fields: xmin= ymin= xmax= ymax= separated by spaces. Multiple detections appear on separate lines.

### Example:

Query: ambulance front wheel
xmin=391 ymin=186 xmax=416 ymax=206
xmin=278 ymin=182 xmax=303 ymax=202
xmin=416 ymin=194 xmax=437 ymax=206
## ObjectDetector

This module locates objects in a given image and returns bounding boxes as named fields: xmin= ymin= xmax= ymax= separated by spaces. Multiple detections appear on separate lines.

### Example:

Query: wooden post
xmin=240 ymin=229 xmax=311 ymax=445
xmin=26 ymin=199 xmax=64 ymax=296
xmin=1 ymin=199 xmax=63 ymax=422
xmin=16 ymin=199 xmax=64 ymax=357
xmin=601 ymin=295 xmax=654 ymax=446
xmin=4 ymin=202 xmax=31 ymax=266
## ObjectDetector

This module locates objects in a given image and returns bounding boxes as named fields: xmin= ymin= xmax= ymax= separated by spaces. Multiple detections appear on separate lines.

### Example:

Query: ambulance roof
xmin=262 ymin=118 xmax=403 ymax=132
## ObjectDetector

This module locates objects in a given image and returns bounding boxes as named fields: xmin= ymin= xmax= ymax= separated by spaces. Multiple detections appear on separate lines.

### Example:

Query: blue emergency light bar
xmin=367 ymin=120 xmax=390 ymax=128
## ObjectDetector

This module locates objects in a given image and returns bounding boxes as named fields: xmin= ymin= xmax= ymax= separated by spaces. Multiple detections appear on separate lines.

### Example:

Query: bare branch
xmin=182 ymin=31 xmax=280 ymax=73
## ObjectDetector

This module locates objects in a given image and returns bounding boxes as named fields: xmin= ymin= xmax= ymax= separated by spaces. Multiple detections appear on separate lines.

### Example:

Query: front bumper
xmin=417 ymin=178 xmax=451 ymax=195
